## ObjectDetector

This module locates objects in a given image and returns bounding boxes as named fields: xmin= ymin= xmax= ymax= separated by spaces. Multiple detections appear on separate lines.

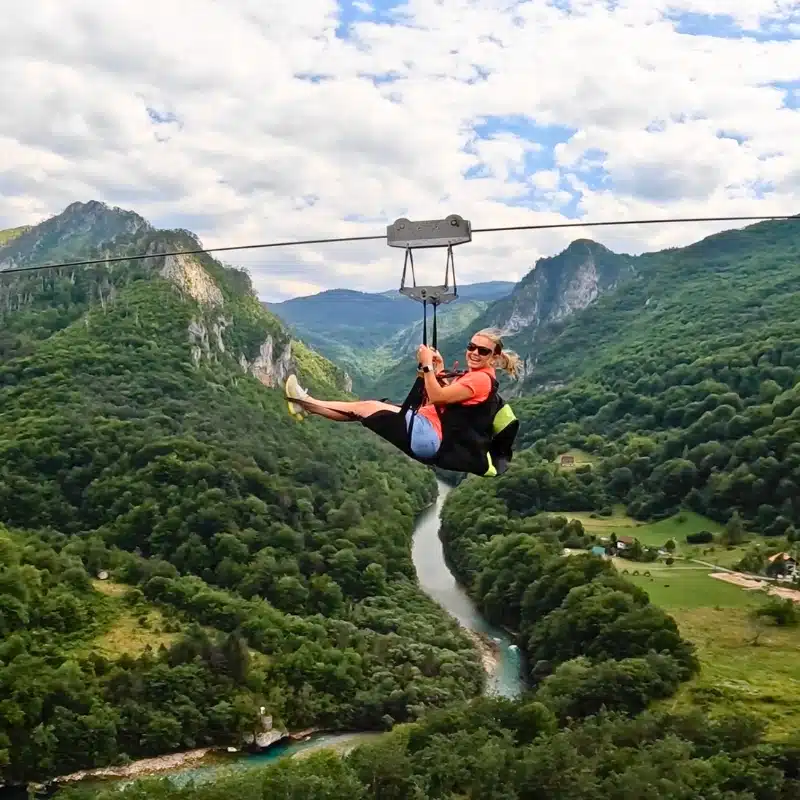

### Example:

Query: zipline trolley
xmin=386 ymin=213 xmax=471 ymax=348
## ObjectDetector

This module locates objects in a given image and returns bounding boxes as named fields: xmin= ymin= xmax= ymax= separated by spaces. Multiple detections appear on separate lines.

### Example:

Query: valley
xmin=46 ymin=478 xmax=523 ymax=794
xmin=1 ymin=202 xmax=800 ymax=798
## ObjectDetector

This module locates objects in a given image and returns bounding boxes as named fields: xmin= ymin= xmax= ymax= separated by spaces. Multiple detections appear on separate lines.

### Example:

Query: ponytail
xmin=474 ymin=327 xmax=523 ymax=379
xmin=494 ymin=349 xmax=522 ymax=378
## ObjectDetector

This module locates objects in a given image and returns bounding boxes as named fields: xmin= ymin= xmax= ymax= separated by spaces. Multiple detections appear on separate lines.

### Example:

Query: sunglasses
xmin=467 ymin=342 xmax=494 ymax=356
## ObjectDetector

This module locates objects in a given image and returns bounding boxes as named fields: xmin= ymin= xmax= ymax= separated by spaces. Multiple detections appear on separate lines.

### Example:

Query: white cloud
xmin=0 ymin=0 xmax=799 ymax=301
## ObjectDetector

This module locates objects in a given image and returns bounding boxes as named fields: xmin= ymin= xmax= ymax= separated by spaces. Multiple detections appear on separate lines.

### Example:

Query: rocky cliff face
xmin=162 ymin=252 xmax=300 ymax=389
xmin=237 ymin=335 xmax=295 ymax=388
xmin=160 ymin=252 xmax=225 ymax=308
xmin=476 ymin=239 xmax=636 ymax=338
xmin=372 ymin=239 xmax=638 ymax=398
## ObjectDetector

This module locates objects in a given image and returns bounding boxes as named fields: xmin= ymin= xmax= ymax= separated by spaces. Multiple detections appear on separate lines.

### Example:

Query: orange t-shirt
xmin=415 ymin=366 xmax=495 ymax=440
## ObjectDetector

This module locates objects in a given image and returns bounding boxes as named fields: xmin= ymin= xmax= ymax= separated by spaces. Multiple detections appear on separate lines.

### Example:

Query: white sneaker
xmin=285 ymin=374 xmax=309 ymax=419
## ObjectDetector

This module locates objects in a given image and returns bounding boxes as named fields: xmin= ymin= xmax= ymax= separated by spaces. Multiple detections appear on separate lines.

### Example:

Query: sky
xmin=1 ymin=0 xmax=799 ymax=301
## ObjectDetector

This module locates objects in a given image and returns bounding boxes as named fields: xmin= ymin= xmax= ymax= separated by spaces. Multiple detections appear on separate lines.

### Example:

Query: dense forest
xmin=60 ymin=695 xmax=800 ymax=799
xmin=431 ymin=219 xmax=800 ymax=719
xmin=3 ymin=205 xmax=800 ymax=796
xmin=479 ymin=219 xmax=800 ymax=535
xmin=439 ymin=468 xmax=699 ymax=696
xmin=0 ymin=206 xmax=485 ymax=786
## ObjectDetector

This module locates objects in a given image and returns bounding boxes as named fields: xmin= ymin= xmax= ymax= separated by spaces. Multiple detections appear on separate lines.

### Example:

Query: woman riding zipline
xmin=284 ymin=328 xmax=522 ymax=476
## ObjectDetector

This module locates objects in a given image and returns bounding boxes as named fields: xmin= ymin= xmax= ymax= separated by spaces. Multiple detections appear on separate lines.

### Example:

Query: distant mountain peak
xmin=474 ymin=237 xmax=635 ymax=338
xmin=0 ymin=199 xmax=152 ymax=271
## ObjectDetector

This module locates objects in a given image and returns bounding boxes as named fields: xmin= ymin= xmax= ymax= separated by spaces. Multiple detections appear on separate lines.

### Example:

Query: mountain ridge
xmin=0 ymin=200 xmax=352 ymax=395
xmin=367 ymin=237 xmax=637 ymax=401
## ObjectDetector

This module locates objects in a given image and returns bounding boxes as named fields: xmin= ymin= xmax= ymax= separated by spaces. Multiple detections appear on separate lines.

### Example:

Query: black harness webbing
xmin=399 ymin=298 xmax=441 ymax=447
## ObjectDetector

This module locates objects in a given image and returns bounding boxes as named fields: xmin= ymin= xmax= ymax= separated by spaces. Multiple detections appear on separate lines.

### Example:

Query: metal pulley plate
xmin=387 ymin=214 xmax=472 ymax=249
xmin=399 ymin=284 xmax=457 ymax=305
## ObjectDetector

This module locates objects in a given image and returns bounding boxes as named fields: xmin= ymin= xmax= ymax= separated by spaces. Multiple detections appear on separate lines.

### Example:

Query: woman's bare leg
xmin=301 ymin=396 xmax=402 ymax=421
xmin=301 ymin=405 xmax=354 ymax=422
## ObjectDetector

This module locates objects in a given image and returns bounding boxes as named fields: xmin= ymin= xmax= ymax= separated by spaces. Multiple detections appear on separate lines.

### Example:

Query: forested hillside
xmin=0 ymin=203 xmax=484 ymax=786
xmin=439 ymin=460 xmax=699 ymax=683
xmin=5 ymin=204 xmax=800 ymax=797
xmin=505 ymin=218 xmax=800 ymax=532
xmin=370 ymin=218 xmax=800 ymax=536
xmin=428 ymin=219 xmax=800 ymax=753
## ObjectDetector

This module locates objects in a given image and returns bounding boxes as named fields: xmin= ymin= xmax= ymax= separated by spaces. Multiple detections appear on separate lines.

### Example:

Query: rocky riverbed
xmin=45 ymin=748 xmax=219 ymax=786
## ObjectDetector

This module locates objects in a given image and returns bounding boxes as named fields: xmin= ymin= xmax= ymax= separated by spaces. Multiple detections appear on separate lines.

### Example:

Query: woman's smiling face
xmin=465 ymin=334 xmax=495 ymax=369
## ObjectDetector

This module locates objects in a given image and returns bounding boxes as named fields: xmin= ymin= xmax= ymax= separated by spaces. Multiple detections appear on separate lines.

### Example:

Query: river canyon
xmin=36 ymin=479 xmax=526 ymax=794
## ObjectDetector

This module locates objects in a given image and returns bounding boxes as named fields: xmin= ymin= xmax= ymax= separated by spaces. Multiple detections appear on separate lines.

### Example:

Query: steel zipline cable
xmin=1 ymin=213 xmax=798 ymax=277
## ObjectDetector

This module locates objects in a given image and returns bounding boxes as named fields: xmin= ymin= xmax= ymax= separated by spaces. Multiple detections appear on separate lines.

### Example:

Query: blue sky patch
xmin=463 ymin=115 xmax=581 ymax=210
xmin=669 ymin=11 xmax=800 ymax=42
xmin=471 ymin=115 xmax=576 ymax=162
xmin=294 ymin=73 xmax=334 ymax=83
xmin=770 ymin=80 xmax=800 ymax=110
xmin=716 ymin=130 xmax=749 ymax=145
xmin=146 ymin=107 xmax=182 ymax=143
xmin=147 ymin=108 xmax=180 ymax=126
xmin=335 ymin=0 xmax=410 ymax=39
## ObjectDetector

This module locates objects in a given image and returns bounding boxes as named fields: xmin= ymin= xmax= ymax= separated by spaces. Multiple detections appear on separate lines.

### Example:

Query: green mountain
xmin=4 ymin=205 xmax=800 ymax=797
xmin=510 ymin=220 xmax=800 ymax=391
xmin=0 ymin=201 xmax=151 ymax=270
xmin=421 ymin=218 xmax=800 ymax=746
xmin=343 ymin=216 xmax=800 ymax=571
xmin=266 ymin=282 xmax=515 ymax=392
xmin=365 ymin=216 xmax=800 ymax=539
xmin=378 ymin=280 xmax=518 ymax=303
xmin=501 ymin=217 xmax=800 ymax=527
xmin=0 ymin=202 xmax=486 ymax=786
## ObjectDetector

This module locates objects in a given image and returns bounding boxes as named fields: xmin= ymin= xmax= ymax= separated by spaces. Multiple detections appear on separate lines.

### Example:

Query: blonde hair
xmin=474 ymin=327 xmax=522 ymax=379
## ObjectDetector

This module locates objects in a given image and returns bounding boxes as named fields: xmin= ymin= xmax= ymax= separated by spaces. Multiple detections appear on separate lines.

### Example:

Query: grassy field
xmin=611 ymin=557 xmax=757 ymax=610
xmin=86 ymin=578 xmax=271 ymax=668
xmin=658 ymin=605 xmax=800 ymax=740
xmin=554 ymin=501 xmax=800 ymax=738
xmin=85 ymin=579 xmax=180 ymax=657
xmin=555 ymin=505 xmax=751 ymax=565
xmin=682 ymin=541 xmax=751 ymax=567
xmin=607 ymin=556 xmax=800 ymax=739
xmin=91 ymin=608 xmax=179 ymax=657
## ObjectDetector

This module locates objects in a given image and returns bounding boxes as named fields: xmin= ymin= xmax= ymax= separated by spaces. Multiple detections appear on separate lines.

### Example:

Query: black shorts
xmin=360 ymin=409 xmax=414 ymax=457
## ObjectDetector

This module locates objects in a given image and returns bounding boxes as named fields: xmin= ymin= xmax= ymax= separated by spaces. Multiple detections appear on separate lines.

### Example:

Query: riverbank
xmin=45 ymin=626 xmax=503 ymax=790
xmin=51 ymin=749 xmax=219 ymax=786
xmin=412 ymin=480 xmax=525 ymax=700
xmin=463 ymin=629 xmax=501 ymax=677
xmin=41 ymin=724 xmax=333 ymax=788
